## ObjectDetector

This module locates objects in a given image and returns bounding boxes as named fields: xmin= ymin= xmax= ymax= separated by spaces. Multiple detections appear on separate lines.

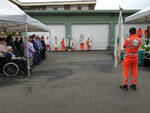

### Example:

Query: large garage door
xmin=72 ymin=24 xmax=109 ymax=50
xmin=28 ymin=24 xmax=66 ymax=51
xmin=48 ymin=24 xmax=66 ymax=51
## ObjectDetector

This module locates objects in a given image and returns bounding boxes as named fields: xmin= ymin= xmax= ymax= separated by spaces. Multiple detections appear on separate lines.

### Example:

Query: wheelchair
xmin=0 ymin=57 xmax=27 ymax=76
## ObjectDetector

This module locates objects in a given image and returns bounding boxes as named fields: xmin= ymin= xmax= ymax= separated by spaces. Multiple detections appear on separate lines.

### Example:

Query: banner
xmin=114 ymin=8 xmax=125 ymax=68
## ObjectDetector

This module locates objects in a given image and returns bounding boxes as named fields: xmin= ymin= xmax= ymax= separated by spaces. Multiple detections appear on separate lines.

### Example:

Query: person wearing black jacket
xmin=41 ymin=36 xmax=46 ymax=60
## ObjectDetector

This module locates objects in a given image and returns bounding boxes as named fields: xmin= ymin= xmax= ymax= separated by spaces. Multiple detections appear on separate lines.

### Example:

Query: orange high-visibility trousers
xmin=55 ymin=47 xmax=58 ymax=52
xmin=87 ymin=45 xmax=91 ymax=50
xmin=122 ymin=57 xmax=138 ymax=85
xmin=80 ymin=43 xmax=84 ymax=51
xmin=62 ymin=46 xmax=65 ymax=51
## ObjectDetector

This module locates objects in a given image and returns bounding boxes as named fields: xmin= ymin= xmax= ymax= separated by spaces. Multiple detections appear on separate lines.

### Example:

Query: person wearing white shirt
xmin=0 ymin=38 xmax=7 ymax=57
xmin=45 ymin=37 xmax=51 ymax=52
xmin=0 ymin=37 xmax=7 ymax=72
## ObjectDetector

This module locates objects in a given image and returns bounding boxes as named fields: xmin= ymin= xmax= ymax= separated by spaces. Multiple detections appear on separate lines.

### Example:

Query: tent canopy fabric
xmin=0 ymin=0 xmax=49 ymax=32
xmin=125 ymin=5 xmax=150 ymax=23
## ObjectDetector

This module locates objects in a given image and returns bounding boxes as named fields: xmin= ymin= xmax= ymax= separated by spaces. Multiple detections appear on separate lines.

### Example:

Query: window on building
xmin=77 ymin=6 xmax=82 ymax=10
xmin=88 ymin=4 xmax=95 ymax=10
xmin=53 ymin=7 xmax=58 ymax=10
xmin=64 ymin=5 xmax=71 ymax=10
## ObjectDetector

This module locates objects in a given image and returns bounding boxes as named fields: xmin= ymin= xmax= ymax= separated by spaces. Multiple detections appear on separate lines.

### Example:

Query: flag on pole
xmin=114 ymin=8 xmax=125 ymax=68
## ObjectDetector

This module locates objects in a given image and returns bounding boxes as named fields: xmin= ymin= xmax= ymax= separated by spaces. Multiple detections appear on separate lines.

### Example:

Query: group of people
xmin=0 ymin=34 xmax=47 ymax=75
xmin=136 ymin=26 xmax=150 ymax=44
xmin=50 ymin=36 xmax=93 ymax=52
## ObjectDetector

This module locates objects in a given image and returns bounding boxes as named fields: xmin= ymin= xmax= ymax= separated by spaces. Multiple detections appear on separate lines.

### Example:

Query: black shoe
xmin=130 ymin=85 xmax=137 ymax=90
xmin=120 ymin=85 xmax=128 ymax=90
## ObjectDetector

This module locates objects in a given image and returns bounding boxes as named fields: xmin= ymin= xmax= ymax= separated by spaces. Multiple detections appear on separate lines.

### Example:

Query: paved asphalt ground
xmin=0 ymin=51 xmax=150 ymax=113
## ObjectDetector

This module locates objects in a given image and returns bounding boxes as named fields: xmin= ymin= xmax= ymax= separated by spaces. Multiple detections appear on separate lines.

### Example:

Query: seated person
xmin=0 ymin=37 xmax=7 ymax=57
xmin=6 ymin=46 xmax=28 ymax=74
xmin=0 ymin=37 xmax=7 ymax=72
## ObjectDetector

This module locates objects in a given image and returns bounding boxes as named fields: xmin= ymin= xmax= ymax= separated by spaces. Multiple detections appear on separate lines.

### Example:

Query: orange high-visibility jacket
xmin=61 ymin=40 xmax=64 ymax=46
xmin=86 ymin=40 xmax=90 ymax=49
xmin=136 ymin=30 xmax=143 ymax=37
xmin=145 ymin=29 xmax=147 ymax=37
xmin=144 ymin=28 xmax=150 ymax=37
xmin=124 ymin=34 xmax=141 ymax=58
xmin=80 ymin=43 xmax=84 ymax=50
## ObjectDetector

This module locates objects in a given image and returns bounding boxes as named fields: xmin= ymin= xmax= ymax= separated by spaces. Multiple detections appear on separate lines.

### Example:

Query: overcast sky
xmin=18 ymin=0 xmax=150 ymax=10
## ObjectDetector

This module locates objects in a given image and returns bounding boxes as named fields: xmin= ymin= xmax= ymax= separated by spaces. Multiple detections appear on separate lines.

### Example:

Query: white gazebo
xmin=125 ymin=5 xmax=150 ymax=23
xmin=0 ymin=0 xmax=50 ymax=76
xmin=0 ymin=0 xmax=49 ymax=32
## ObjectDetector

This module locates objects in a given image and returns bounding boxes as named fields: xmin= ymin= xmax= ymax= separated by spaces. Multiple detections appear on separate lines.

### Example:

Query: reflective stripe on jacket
xmin=124 ymin=34 xmax=141 ymax=57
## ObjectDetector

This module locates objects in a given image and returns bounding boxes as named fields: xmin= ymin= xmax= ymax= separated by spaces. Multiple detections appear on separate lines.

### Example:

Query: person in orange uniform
xmin=54 ymin=37 xmax=59 ymax=52
xmin=86 ymin=38 xmax=91 ymax=50
xmin=80 ymin=42 xmax=84 ymax=51
xmin=145 ymin=26 xmax=150 ymax=38
xmin=120 ymin=27 xmax=141 ymax=90
xmin=136 ymin=27 xmax=143 ymax=38
xmin=61 ymin=38 xmax=65 ymax=52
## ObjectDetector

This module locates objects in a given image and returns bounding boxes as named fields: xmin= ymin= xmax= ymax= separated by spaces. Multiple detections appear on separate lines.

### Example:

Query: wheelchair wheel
xmin=3 ymin=62 xmax=19 ymax=77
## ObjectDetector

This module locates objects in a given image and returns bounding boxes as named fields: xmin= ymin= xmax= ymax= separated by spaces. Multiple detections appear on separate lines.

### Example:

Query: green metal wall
xmin=25 ymin=10 xmax=137 ymax=46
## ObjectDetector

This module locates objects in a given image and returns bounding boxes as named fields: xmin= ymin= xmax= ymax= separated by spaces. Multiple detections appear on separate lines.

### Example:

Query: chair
xmin=142 ymin=51 xmax=150 ymax=68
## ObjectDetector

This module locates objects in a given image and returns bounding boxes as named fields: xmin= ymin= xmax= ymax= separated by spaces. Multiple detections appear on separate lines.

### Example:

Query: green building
xmin=26 ymin=10 xmax=149 ymax=50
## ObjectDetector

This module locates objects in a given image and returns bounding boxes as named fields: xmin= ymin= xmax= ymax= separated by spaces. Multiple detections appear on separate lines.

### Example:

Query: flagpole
xmin=114 ymin=7 xmax=124 ymax=68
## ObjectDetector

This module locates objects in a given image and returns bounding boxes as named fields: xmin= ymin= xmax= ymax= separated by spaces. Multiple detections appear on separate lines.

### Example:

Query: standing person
xmin=45 ymin=37 xmax=51 ymax=52
xmin=79 ymin=34 xmax=85 ymax=51
xmin=32 ymin=35 xmax=41 ymax=65
xmin=19 ymin=36 xmax=24 ymax=45
xmin=54 ymin=37 xmax=59 ymax=52
xmin=19 ymin=36 xmax=24 ymax=56
xmin=13 ymin=37 xmax=21 ymax=56
xmin=70 ymin=40 xmax=75 ymax=51
xmin=36 ymin=35 xmax=42 ymax=62
xmin=41 ymin=36 xmax=46 ymax=59
xmin=144 ymin=26 xmax=150 ymax=38
xmin=120 ymin=27 xmax=141 ymax=90
xmin=80 ymin=42 xmax=84 ymax=51
xmin=86 ymin=38 xmax=91 ymax=50
xmin=24 ymin=36 xmax=35 ymax=69
xmin=61 ymin=38 xmax=65 ymax=51
xmin=6 ymin=35 xmax=14 ymax=48
xmin=14 ymin=37 xmax=19 ymax=50
xmin=136 ymin=27 xmax=143 ymax=38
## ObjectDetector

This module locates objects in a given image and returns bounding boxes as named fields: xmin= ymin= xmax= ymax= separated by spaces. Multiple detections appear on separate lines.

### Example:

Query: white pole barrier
xmin=25 ymin=24 xmax=31 ymax=76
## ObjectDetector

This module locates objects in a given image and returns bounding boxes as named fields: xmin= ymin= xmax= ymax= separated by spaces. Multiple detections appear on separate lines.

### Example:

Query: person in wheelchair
xmin=6 ymin=46 xmax=28 ymax=75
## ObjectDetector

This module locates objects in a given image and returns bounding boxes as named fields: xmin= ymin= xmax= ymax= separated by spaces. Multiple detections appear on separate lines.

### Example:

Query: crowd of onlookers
xmin=0 ymin=34 xmax=47 ymax=75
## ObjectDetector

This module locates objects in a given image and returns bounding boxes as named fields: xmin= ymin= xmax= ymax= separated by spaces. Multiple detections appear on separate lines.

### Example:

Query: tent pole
xmin=25 ymin=24 xmax=31 ymax=76
xmin=49 ymin=31 xmax=52 ymax=51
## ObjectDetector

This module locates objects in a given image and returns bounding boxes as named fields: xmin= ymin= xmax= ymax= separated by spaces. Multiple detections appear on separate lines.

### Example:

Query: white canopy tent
xmin=0 ymin=0 xmax=49 ymax=32
xmin=125 ymin=5 xmax=150 ymax=23
xmin=0 ymin=0 xmax=50 ymax=76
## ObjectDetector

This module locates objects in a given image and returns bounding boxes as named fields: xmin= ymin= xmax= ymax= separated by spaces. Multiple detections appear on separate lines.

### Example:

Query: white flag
xmin=114 ymin=8 xmax=124 ymax=68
